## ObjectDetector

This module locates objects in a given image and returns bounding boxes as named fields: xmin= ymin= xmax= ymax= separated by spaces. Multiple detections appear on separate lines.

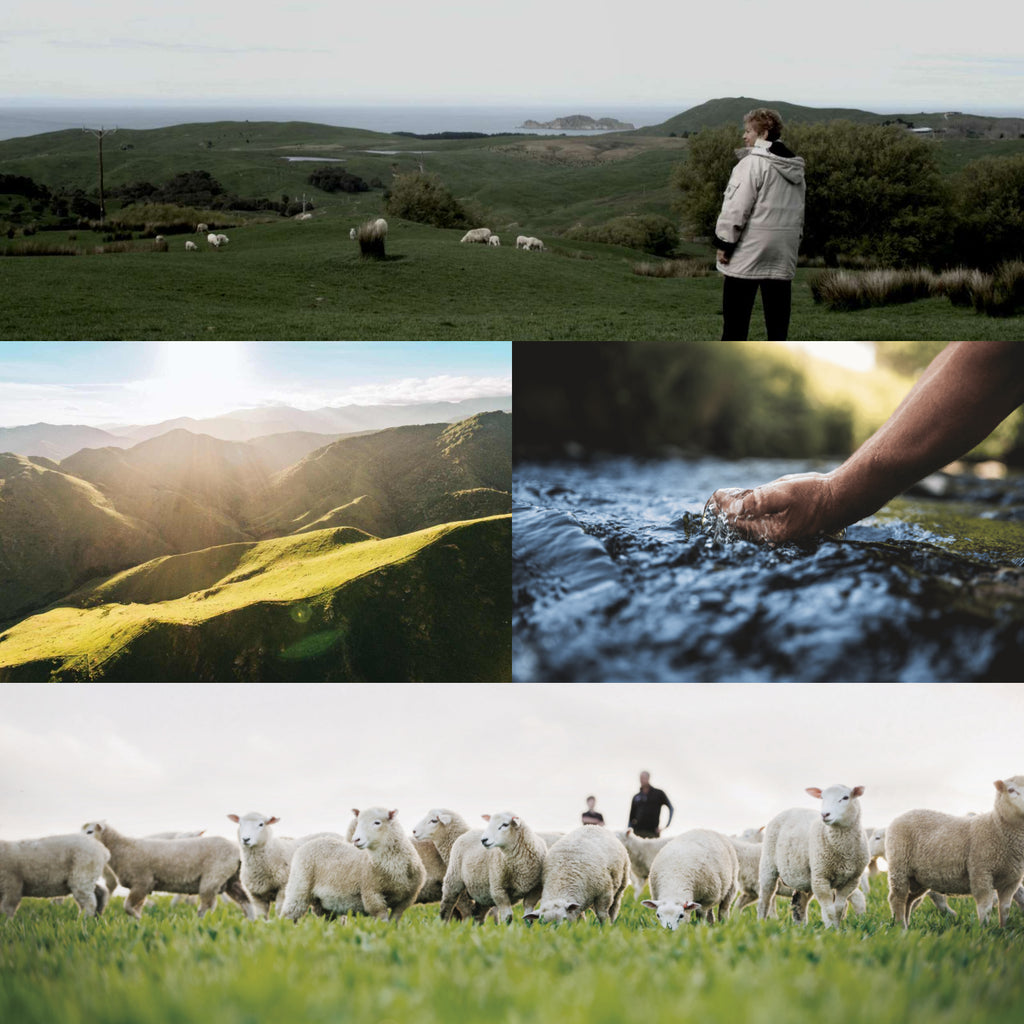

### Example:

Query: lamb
xmin=357 ymin=806 xmax=444 ymax=904
xmin=196 ymin=223 xmax=209 ymax=233
xmin=281 ymin=808 xmax=424 ymax=922
xmin=215 ymin=233 xmax=229 ymax=246
xmin=488 ymin=235 xmax=501 ymax=247
xmin=1 ymin=832 xmax=110 ymax=918
xmin=478 ymin=812 xmax=547 ymax=923
xmin=515 ymin=235 xmax=530 ymax=249
xmin=412 ymin=808 xmax=475 ymax=919
xmin=80 ymin=821 xmax=253 ymax=920
xmin=207 ymin=232 xmax=221 ymax=248
xmin=616 ymin=828 xmax=672 ymax=894
xmin=523 ymin=825 xmax=629 ymax=924
xmin=460 ymin=227 xmax=492 ymax=244
xmin=758 ymin=785 xmax=869 ymax=928
xmin=525 ymin=236 xmax=545 ymax=251
xmin=728 ymin=836 xmax=796 ymax=915
xmin=641 ymin=829 xmax=739 ymax=929
xmin=885 ymin=775 xmax=1024 ymax=928
xmin=184 ymin=240 xmax=198 ymax=251
xmin=227 ymin=812 xmax=340 ymax=919
xmin=349 ymin=227 xmax=357 ymax=240
xmin=437 ymin=819 xmax=497 ymax=923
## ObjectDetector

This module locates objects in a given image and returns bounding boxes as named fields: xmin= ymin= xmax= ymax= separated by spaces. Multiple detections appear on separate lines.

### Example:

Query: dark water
xmin=513 ymin=458 xmax=1024 ymax=682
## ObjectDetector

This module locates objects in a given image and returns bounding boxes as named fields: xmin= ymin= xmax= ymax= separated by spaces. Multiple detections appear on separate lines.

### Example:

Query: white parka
xmin=714 ymin=139 xmax=806 ymax=280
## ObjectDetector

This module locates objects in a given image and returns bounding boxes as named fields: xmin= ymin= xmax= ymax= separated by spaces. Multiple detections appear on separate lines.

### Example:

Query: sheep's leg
xmin=69 ymin=883 xmax=98 ymax=917
xmin=439 ymin=876 xmax=467 ymax=922
xmin=103 ymin=865 xmax=119 ymax=893
xmin=757 ymin=865 xmax=781 ymax=921
xmin=125 ymin=887 xmax=149 ymax=919
xmin=608 ymin=881 xmax=626 ymax=923
xmin=280 ymin=876 xmax=312 ymax=922
xmin=492 ymin=889 xmax=514 ymax=925
xmin=1013 ymin=886 xmax=1024 ymax=913
xmin=971 ymin=878 xmax=996 ymax=925
xmin=94 ymin=884 xmax=110 ymax=916
xmin=361 ymin=889 xmax=389 ymax=921
xmin=848 ymin=887 xmax=867 ymax=916
xmin=1 ymin=887 xmax=23 ymax=918
xmin=790 ymin=890 xmax=810 ymax=924
xmin=251 ymin=895 xmax=271 ymax=920
xmin=224 ymin=877 xmax=256 ymax=921
xmin=732 ymin=891 xmax=756 ymax=914
xmin=387 ymin=894 xmax=416 ymax=923
xmin=995 ymin=885 xmax=1016 ymax=928
xmin=887 ymin=870 xmax=912 ymax=928
xmin=592 ymin=892 xmax=612 ymax=924
xmin=926 ymin=891 xmax=956 ymax=918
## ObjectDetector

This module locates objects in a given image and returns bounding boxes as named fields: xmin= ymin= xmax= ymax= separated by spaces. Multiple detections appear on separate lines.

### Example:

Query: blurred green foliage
xmin=514 ymin=342 xmax=853 ymax=459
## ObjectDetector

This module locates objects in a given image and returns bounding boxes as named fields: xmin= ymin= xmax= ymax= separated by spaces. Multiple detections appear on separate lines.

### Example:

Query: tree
xmin=307 ymin=166 xmax=369 ymax=194
xmin=951 ymin=155 xmax=1024 ymax=270
xmin=671 ymin=126 xmax=738 ymax=239
xmin=383 ymin=172 xmax=471 ymax=229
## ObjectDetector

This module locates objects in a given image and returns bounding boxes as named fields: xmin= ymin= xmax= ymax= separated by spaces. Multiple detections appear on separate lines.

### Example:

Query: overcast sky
xmin=1 ymin=683 xmax=1019 ymax=844
xmin=2 ymin=1 xmax=1021 ymax=113
xmin=0 ymin=342 xmax=511 ymax=427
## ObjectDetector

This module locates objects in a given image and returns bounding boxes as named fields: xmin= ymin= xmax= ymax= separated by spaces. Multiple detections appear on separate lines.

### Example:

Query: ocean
xmin=0 ymin=103 xmax=688 ymax=142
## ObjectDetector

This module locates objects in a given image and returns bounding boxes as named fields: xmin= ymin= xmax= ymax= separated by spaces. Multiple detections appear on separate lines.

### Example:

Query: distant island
xmin=518 ymin=115 xmax=635 ymax=130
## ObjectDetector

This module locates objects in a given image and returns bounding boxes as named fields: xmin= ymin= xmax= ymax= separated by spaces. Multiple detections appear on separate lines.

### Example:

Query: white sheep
xmin=736 ymin=827 xmax=764 ymax=843
xmin=886 ymin=775 xmax=1024 ymax=928
xmin=412 ymin=808 xmax=475 ymax=920
xmin=515 ymin=235 xmax=530 ymax=250
xmin=154 ymin=235 xmax=165 ymax=243
xmin=349 ymin=227 xmax=357 ymax=240
xmin=1 ymin=832 xmax=110 ymax=918
xmin=523 ymin=825 xmax=630 ymax=925
xmin=80 ymin=821 xmax=253 ymax=920
xmin=196 ymin=223 xmax=209 ymax=234
xmin=215 ymin=233 xmax=229 ymax=246
xmin=479 ymin=812 xmax=547 ymax=923
xmin=488 ymin=235 xmax=501 ymax=247
xmin=641 ymin=829 xmax=739 ymax=929
xmin=207 ymin=232 xmax=221 ymax=248
xmin=227 ymin=812 xmax=340 ymax=919
xmin=758 ymin=785 xmax=869 ymax=928
xmin=460 ymin=227 xmax=492 ymax=244
xmin=282 ymin=808 xmax=424 ymax=923
xmin=358 ymin=806 xmax=444 ymax=905
xmin=295 ymin=212 xmax=313 ymax=220
xmin=438 ymin=822 xmax=495 ymax=923
xmin=538 ymin=831 xmax=565 ymax=849
xmin=373 ymin=217 xmax=388 ymax=236
xmin=184 ymin=240 xmax=198 ymax=251
xmin=728 ymin=836 xmax=796 ymax=915
xmin=526 ymin=236 xmax=545 ymax=251
xmin=616 ymin=828 xmax=672 ymax=894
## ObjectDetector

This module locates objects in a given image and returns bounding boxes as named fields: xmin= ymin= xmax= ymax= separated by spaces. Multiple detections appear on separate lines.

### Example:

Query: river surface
xmin=513 ymin=457 xmax=1024 ymax=682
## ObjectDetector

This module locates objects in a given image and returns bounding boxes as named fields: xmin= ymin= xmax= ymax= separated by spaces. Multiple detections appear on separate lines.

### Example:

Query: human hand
xmin=716 ymin=249 xmax=729 ymax=264
xmin=707 ymin=472 xmax=841 ymax=545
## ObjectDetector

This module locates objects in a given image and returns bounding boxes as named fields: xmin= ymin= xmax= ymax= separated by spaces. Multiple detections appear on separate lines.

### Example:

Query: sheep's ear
xmin=523 ymin=910 xmax=540 ymax=921
xmin=438 ymin=813 xmax=452 ymax=826
xmin=481 ymin=814 xmax=491 ymax=822
xmin=806 ymin=788 xmax=823 ymax=799
xmin=995 ymin=780 xmax=1006 ymax=792
xmin=198 ymin=830 xmax=206 ymax=836
xmin=566 ymin=903 xmax=581 ymax=913
xmin=684 ymin=901 xmax=701 ymax=911
xmin=511 ymin=815 xmax=521 ymax=826
xmin=267 ymin=817 xmax=280 ymax=826
xmin=641 ymin=899 xmax=659 ymax=910
xmin=626 ymin=828 xmax=634 ymax=837
xmin=851 ymin=786 xmax=865 ymax=798
xmin=227 ymin=814 xmax=240 ymax=823
xmin=351 ymin=808 xmax=360 ymax=817
xmin=388 ymin=809 xmax=398 ymax=820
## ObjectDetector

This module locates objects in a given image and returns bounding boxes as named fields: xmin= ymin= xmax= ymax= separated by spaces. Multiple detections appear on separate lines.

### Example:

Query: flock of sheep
xmin=3 ymin=777 xmax=1023 ymax=933
xmin=459 ymin=226 xmax=545 ymax=251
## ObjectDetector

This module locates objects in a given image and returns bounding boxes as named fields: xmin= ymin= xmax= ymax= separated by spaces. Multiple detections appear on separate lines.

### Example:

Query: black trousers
xmin=721 ymin=276 xmax=792 ymax=340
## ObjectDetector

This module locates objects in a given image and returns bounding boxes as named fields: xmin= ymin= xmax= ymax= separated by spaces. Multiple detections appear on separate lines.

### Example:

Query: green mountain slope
xmin=0 ymin=516 xmax=511 ymax=682
xmin=0 ymin=454 xmax=169 ymax=622
xmin=262 ymin=411 xmax=513 ymax=537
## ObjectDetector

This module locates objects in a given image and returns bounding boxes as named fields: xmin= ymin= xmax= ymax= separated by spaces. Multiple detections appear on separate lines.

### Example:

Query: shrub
xmin=308 ymin=166 xmax=369 ymax=194
xmin=383 ymin=172 xmax=471 ymax=229
xmin=566 ymin=215 xmax=679 ymax=256
xmin=810 ymin=267 xmax=936 ymax=311
xmin=933 ymin=266 xmax=990 ymax=307
xmin=971 ymin=261 xmax=1024 ymax=317
xmin=632 ymin=258 xmax=714 ymax=278
xmin=1 ymin=242 xmax=79 ymax=257
xmin=951 ymin=156 xmax=1024 ymax=269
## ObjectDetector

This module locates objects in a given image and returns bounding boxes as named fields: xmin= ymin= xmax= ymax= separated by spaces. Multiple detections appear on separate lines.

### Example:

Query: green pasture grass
xmin=2 ymin=880 xmax=1022 ymax=1024
xmin=2 ymin=212 xmax=1022 ymax=339
xmin=0 ymin=515 xmax=511 ymax=682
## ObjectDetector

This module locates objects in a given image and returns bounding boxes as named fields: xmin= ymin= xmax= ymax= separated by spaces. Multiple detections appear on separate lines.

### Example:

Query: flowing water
xmin=513 ymin=457 xmax=1024 ymax=682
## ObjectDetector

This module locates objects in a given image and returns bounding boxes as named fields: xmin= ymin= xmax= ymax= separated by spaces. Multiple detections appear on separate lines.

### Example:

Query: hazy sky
xmin=3 ymin=1 xmax=1020 ymax=113
xmin=2 ymin=683 xmax=1019 ymax=844
xmin=0 ymin=342 xmax=511 ymax=427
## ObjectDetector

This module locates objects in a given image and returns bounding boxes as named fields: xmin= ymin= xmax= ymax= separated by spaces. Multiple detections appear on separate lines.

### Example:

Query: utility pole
xmin=83 ymin=126 xmax=117 ymax=223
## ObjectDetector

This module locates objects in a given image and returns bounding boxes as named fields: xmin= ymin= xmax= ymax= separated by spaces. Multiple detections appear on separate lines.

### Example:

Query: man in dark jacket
xmin=628 ymin=771 xmax=673 ymax=838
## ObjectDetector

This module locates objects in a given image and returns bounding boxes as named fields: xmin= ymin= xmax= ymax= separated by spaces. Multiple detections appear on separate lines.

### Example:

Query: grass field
xmin=3 ymin=212 xmax=1022 ymax=339
xmin=2 ymin=878 xmax=1022 ymax=1024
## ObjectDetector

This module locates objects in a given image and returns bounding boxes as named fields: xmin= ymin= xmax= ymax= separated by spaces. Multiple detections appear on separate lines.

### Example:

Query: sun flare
xmin=141 ymin=342 xmax=259 ymax=421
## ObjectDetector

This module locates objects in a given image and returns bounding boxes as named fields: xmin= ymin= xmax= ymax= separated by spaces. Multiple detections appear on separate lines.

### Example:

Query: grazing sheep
xmin=215 ymin=233 xmax=229 ymax=246
xmin=295 ymin=212 xmax=313 ymax=220
xmin=523 ymin=826 xmax=629 ymax=925
xmin=1 ymin=832 xmax=110 ymax=918
xmin=515 ymin=235 xmax=530 ymax=250
xmin=227 ymin=812 xmax=340 ymax=919
xmin=196 ymin=223 xmax=209 ymax=234
xmin=80 ymin=821 xmax=253 ymax=920
xmin=728 ymin=836 xmax=796 ymax=915
xmin=207 ymin=232 xmax=221 ymax=248
xmin=642 ymin=829 xmax=739 ymax=929
xmin=758 ymin=785 xmax=869 ymax=928
xmin=488 ymin=235 xmax=501 ymax=247
xmin=154 ymin=235 xmax=165 ymax=243
xmin=460 ymin=227 xmax=492 ymax=244
xmin=616 ymin=828 xmax=672 ymax=894
xmin=886 ymin=776 xmax=1024 ymax=928
xmin=479 ymin=812 xmax=547 ymax=923
xmin=184 ymin=240 xmax=198 ymax=251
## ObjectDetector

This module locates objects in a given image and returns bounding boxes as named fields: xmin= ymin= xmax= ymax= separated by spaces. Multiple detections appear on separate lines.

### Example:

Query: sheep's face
xmin=481 ymin=812 xmax=520 ymax=849
xmin=809 ymin=785 xmax=864 ymax=827
xmin=867 ymin=828 xmax=886 ymax=858
xmin=524 ymin=899 xmax=583 ymax=924
xmin=642 ymin=898 xmax=699 ymax=930
xmin=81 ymin=821 xmax=103 ymax=838
xmin=412 ymin=810 xmax=451 ymax=841
xmin=236 ymin=814 xmax=277 ymax=848
xmin=995 ymin=777 xmax=1024 ymax=819
xmin=353 ymin=807 xmax=396 ymax=851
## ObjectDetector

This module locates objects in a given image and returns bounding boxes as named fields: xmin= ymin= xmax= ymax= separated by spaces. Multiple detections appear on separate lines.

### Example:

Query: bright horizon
xmin=4 ymin=1 xmax=1020 ymax=112
xmin=0 ymin=342 xmax=512 ymax=428
xmin=1 ymin=683 xmax=1020 ymax=844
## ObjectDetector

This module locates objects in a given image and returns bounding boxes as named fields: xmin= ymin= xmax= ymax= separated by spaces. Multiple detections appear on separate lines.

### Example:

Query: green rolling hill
xmin=0 ymin=515 xmax=511 ymax=682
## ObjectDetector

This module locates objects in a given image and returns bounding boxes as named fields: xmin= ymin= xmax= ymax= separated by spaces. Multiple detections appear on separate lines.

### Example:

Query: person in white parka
xmin=714 ymin=108 xmax=806 ymax=341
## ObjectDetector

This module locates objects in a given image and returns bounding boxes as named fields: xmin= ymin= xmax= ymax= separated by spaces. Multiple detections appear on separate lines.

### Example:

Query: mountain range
xmin=0 ymin=411 xmax=512 ymax=680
